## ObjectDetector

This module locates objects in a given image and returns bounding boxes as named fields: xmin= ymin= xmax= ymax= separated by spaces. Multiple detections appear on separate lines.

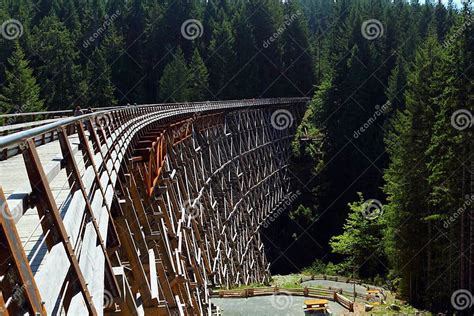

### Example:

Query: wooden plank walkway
xmin=0 ymin=134 xmax=83 ymax=273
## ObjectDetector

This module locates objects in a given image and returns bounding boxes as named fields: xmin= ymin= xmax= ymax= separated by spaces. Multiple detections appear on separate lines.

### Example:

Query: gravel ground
xmin=302 ymin=280 xmax=368 ymax=294
xmin=211 ymin=296 xmax=346 ymax=315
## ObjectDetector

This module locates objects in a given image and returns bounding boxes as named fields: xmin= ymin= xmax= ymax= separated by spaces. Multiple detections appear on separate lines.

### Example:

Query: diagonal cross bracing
xmin=0 ymin=98 xmax=308 ymax=315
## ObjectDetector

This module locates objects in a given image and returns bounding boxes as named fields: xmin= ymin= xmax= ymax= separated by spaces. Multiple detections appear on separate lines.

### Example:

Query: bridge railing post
xmin=58 ymin=126 xmax=121 ymax=300
xmin=0 ymin=188 xmax=46 ymax=315
xmin=22 ymin=138 xmax=98 ymax=315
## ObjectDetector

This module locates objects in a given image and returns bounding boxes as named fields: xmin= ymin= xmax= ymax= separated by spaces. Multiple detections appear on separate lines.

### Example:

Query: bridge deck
xmin=1 ymin=134 xmax=84 ymax=275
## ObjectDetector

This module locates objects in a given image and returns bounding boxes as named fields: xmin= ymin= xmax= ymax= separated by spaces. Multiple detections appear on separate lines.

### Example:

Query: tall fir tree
xmin=282 ymin=0 xmax=314 ymax=97
xmin=87 ymin=48 xmax=117 ymax=107
xmin=232 ymin=5 xmax=260 ymax=98
xmin=424 ymin=5 xmax=474 ymax=310
xmin=383 ymin=37 xmax=445 ymax=307
xmin=188 ymin=48 xmax=209 ymax=101
xmin=31 ymin=16 xmax=88 ymax=109
xmin=207 ymin=13 xmax=235 ymax=99
xmin=159 ymin=47 xmax=190 ymax=102
xmin=0 ymin=43 xmax=44 ymax=115
xmin=248 ymin=0 xmax=285 ymax=97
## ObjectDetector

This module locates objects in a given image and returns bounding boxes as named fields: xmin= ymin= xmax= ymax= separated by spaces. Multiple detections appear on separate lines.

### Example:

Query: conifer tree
xmin=159 ymin=47 xmax=190 ymax=102
xmin=282 ymin=0 xmax=314 ymax=96
xmin=424 ymin=6 xmax=474 ymax=309
xmin=101 ymin=25 xmax=126 ymax=102
xmin=208 ymin=15 xmax=235 ymax=99
xmin=386 ymin=57 xmax=407 ymax=113
xmin=188 ymin=48 xmax=209 ymax=101
xmin=232 ymin=6 xmax=260 ymax=98
xmin=87 ymin=48 xmax=117 ymax=107
xmin=383 ymin=37 xmax=445 ymax=306
xmin=248 ymin=0 xmax=285 ymax=97
xmin=31 ymin=16 xmax=88 ymax=109
xmin=0 ymin=43 xmax=45 ymax=115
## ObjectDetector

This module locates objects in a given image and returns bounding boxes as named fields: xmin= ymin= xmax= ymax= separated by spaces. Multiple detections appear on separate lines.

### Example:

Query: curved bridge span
xmin=0 ymin=98 xmax=308 ymax=315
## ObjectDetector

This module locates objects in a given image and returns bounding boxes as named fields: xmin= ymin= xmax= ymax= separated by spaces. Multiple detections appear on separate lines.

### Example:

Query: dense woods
xmin=0 ymin=0 xmax=314 ymax=112
xmin=0 ymin=0 xmax=472 ymax=313
xmin=287 ymin=0 xmax=473 ymax=313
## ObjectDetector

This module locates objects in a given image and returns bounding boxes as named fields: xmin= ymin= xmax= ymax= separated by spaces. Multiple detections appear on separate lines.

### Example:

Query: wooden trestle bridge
xmin=0 ymin=98 xmax=308 ymax=315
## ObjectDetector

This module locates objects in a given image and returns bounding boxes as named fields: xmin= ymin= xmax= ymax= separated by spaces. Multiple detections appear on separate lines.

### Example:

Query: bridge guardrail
xmin=300 ymin=274 xmax=386 ymax=303
xmin=0 ymin=98 xmax=309 ymax=160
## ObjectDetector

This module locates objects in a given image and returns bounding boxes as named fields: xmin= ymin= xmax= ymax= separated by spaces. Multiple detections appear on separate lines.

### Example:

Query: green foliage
xmin=87 ymin=48 xmax=117 ymax=107
xmin=159 ymin=47 xmax=190 ymax=102
xmin=0 ymin=43 xmax=44 ymax=114
xmin=188 ymin=49 xmax=209 ymax=101
xmin=289 ymin=204 xmax=316 ymax=226
xmin=31 ymin=16 xmax=88 ymax=109
xmin=208 ymin=16 xmax=235 ymax=99
xmin=271 ymin=274 xmax=304 ymax=289
xmin=301 ymin=260 xmax=350 ymax=277
xmin=380 ymin=8 xmax=473 ymax=308
xmin=383 ymin=36 xmax=453 ymax=309
xmin=329 ymin=193 xmax=386 ymax=279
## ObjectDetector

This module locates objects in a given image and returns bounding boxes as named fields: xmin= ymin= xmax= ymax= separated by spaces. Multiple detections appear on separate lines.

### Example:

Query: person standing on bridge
xmin=73 ymin=106 xmax=84 ymax=116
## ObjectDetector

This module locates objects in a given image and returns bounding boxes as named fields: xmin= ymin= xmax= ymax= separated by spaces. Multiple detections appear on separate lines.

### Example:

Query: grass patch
xmin=270 ymin=274 xmax=304 ymax=289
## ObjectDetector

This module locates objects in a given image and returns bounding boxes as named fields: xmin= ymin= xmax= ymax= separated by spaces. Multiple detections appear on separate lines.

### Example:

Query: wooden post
xmin=76 ymin=122 xmax=121 ymax=250
xmin=57 ymin=127 xmax=120 ymax=299
xmin=22 ymin=139 xmax=98 ymax=315
xmin=0 ymin=188 xmax=46 ymax=315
